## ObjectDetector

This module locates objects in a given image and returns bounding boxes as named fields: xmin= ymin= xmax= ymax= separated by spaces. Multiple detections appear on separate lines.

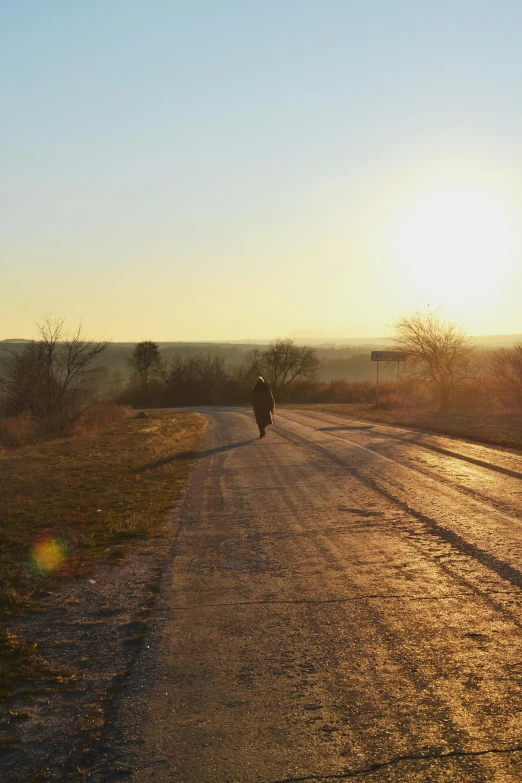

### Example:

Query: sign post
xmin=371 ymin=351 xmax=406 ymax=406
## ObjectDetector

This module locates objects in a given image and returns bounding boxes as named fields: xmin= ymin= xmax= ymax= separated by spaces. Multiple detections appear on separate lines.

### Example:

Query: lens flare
xmin=30 ymin=537 xmax=68 ymax=575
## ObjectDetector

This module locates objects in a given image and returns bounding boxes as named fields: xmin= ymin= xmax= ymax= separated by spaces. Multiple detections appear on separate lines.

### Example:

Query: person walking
xmin=251 ymin=376 xmax=275 ymax=438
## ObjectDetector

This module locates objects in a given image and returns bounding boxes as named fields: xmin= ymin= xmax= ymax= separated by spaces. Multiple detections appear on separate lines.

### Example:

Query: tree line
xmin=122 ymin=338 xmax=320 ymax=407
xmin=4 ymin=311 xmax=522 ymax=446
xmin=121 ymin=311 xmax=522 ymax=413
xmin=391 ymin=309 xmax=522 ymax=412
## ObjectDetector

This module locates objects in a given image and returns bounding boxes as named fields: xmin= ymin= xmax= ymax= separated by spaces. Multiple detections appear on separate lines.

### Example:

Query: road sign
xmin=371 ymin=351 xmax=406 ymax=362
xmin=371 ymin=351 xmax=407 ymax=405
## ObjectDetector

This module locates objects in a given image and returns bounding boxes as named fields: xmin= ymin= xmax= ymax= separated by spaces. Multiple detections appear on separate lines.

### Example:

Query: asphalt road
xmin=101 ymin=407 xmax=522 ymax=783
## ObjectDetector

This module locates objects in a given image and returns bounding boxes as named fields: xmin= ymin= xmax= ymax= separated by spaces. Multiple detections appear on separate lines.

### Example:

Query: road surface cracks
xmin=92 ymin=408 xmax=522 ymax=782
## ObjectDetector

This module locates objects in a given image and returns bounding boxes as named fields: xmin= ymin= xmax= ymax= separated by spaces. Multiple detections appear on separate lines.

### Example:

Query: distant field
xmin=287 ymin=403 xmax=522 ymax=451
xmin=0 ymin=410 xmax=206 ymax=701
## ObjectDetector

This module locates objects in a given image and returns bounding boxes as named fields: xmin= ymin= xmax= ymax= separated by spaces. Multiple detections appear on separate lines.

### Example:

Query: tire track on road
xmin=284 ymin=408 xmax=522 ymax=479
xmin=280 ymin=409 xmax=522 ymax=517
xmin=274 ymin=417 xmax=522 ymax=604
xmin=276 ymin=410 xmax=522 ymax=530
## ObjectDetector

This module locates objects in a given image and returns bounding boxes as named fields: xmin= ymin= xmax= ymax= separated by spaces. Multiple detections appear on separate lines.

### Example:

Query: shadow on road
xmin=136 ymin=439 xmax=255 ymax=473
xmin=338 ymin=506 xmax=384 ymax=517
xmin=318 ymin=425 xmax=374 ymax=432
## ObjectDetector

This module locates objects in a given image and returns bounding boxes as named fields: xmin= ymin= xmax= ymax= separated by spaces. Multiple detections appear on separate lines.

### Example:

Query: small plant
xmin=0 ymin=412 xmax=38 ymax=449
xmin=0 ymin=629 xmax=49 ymax=701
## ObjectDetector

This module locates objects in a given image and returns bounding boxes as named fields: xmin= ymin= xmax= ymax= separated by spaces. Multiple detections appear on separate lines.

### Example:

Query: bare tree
xmin=491 ymin=344 xmax=522 ymax=408
xmin=160 ymin=354 xmax=227 ymax=404
xmin=391 ymin=310 xmax=473 ymax=411
xmin=127 ymin=341 xmax=162 ymax=404
xmin=249 ymin=338 xmax=320 ymax=391
xmin=160 ymin=356 xmax=192 ymax=396
xmin=0 ymin=316 xmax=108 ymax=428
xmin=110 ymin=368 xmax=125 ymax=398
xmin=192 ymin=355 xmax=226 ymax=400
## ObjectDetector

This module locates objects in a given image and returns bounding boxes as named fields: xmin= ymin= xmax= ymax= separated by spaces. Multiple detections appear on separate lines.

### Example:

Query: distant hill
xmin=229 ymin=337 xmax=387 ymax=346
xmin=2 ymin=334 xmax=521 ymax=348
xmin=1 ymin=335 xmax=522 ymax=389
xmin=233 ymin=334 xmax=522 ymax=348
xmin=289 ymin=337 xmax=389 ymax=347
xmin=470 ymin=334 xmax=522 ymax=348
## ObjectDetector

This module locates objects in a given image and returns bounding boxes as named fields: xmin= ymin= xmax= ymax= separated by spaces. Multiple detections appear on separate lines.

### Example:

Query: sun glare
xmin=391 ymin=187 xmax=514 ymax=303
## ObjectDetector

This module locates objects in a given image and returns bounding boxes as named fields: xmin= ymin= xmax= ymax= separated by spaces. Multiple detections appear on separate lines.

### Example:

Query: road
xmin=101 ymin=407 xmax=522 ymax=782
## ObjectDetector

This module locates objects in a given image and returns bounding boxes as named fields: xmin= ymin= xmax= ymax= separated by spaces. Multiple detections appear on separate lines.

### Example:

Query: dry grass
xmin=0 ymin=402 xmax=127 ymax=451
xmin=0 ymin=409 xmax=206 ymax=700
xmin=287 ymin=403 xmax=522 ymax=451
xmin=0 ymin=413 xmax=37 ymax=449
xmin=0 ymin=630 xmax=51 ymax=703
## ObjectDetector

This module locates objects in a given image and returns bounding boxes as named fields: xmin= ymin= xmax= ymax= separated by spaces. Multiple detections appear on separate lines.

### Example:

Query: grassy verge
xmin=286 ymin=403 xmax=522 ymax=451
xmin=0 ymin=409 xmax=207 ymax=700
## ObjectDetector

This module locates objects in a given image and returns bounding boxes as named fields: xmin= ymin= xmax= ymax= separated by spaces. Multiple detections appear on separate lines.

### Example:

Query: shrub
xmin=0 ymin=403 xmax=127 ymax=450
xmin=0 ymin=317 xmax=107 ymax=427
xmin=0 ymin=413 xmax=38 ymax=449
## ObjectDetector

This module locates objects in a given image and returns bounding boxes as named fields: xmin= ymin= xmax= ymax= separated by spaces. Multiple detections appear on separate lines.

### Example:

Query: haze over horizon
xmin=3 ymin=2 xmax=522 ymax=342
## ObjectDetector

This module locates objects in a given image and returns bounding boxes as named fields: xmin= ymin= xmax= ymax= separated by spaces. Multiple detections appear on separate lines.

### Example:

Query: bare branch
xmin=244 ymin=339 xmax=319 ymax=392
xmin=0 ymin=317 xmax=108 ymax=429
xmin=391 ymin=310 xmax=473 ymax=410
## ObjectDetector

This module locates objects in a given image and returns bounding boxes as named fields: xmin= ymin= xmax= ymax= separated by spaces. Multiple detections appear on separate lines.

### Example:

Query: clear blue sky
xmin=3 ymin=1 xmax=522 ymax=341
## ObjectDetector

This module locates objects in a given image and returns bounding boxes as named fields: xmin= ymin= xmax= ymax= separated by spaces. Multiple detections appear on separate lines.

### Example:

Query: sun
xmin=391 ymin=186 xmax=514 ymax=303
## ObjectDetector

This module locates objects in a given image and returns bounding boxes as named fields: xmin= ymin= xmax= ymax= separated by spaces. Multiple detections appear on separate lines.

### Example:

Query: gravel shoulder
xmin=0 ymin=514 xmax=185 ymax=782
xmin=0 ymin=411 xmax=206 ymax=782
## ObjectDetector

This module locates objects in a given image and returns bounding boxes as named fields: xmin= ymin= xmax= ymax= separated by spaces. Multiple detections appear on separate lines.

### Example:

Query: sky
xmin=2 ymin=0 xmax=522 ymax=342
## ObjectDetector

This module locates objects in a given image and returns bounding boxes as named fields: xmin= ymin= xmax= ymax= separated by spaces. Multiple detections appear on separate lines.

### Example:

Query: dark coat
xmin=251 ymin=378 xmax=275 ymax=428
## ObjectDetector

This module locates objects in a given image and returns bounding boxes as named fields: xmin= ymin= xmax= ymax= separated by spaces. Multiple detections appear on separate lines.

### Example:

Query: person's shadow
xmin=135 ymin=440 xmax=254 ymax=473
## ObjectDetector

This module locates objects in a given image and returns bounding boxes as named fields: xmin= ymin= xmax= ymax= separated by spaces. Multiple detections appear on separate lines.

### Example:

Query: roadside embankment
xmin=0 ymin=410 xmax=206 ymax=781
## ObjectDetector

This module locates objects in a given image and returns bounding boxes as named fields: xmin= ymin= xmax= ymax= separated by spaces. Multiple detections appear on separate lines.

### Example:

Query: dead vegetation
xmin=0 ymin=317 xmax=108 ymax=436
xmin=0 ymin=409 xmax=206 ymax=703
xmin=0 ymin=402 xmax=126 ymax=451
xmin=0 ymin=630 xmax=50 ymax=704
